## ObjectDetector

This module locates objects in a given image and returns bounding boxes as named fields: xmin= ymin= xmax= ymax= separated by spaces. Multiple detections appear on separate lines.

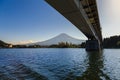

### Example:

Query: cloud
xmin=13 ymin=40 xmax=34 ymax=45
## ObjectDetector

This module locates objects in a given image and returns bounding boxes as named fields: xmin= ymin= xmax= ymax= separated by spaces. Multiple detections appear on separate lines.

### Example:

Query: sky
xmin=0 ymin=0 xmax=120 ymax=44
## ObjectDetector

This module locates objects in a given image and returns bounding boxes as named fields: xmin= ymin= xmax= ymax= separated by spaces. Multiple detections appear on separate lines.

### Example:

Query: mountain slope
xmin=30 ymin=33 xmax=85 ymax=46
xmin=0 ymin=40 xmax=8 ymax=47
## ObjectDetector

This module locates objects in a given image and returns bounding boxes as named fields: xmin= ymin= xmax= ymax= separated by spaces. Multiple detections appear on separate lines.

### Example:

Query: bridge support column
xmin=86 ymin=40 xmax=100 ymax=51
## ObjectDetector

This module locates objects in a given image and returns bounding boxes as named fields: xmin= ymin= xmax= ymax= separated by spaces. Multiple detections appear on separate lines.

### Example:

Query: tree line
xmin=13 ymin=42 xmax=85 ymax=48
xmin=0 ymin=35 xmax=120 ymax=48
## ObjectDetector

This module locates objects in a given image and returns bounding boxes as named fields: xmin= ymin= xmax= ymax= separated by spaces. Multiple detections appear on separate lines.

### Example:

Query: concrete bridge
xmin=45 ymin=0 xmax=102 ymax=51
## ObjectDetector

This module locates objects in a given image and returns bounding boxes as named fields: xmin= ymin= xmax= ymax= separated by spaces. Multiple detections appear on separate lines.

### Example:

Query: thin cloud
xmin=13 ymin=40 xmax=34 ymax=45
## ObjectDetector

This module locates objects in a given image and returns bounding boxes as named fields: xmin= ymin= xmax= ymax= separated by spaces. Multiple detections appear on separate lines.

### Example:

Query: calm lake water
xmin=0 ymin=48 xmax=120 ymax=80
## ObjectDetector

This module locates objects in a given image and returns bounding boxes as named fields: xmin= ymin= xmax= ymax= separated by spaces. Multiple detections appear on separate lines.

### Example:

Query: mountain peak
xmin=59 ymin=33 xmax=68 ymax=36
xmin=57 ymin=33 xmax=70 ymax=37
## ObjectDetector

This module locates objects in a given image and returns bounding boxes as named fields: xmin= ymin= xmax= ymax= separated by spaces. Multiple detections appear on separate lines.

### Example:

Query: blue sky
xmin=0 ymin=0 xmax=120 ymax=44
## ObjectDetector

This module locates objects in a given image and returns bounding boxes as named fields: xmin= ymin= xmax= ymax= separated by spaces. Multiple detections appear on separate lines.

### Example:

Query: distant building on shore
xmin=8 ymin=44 xmax=13 ymax=48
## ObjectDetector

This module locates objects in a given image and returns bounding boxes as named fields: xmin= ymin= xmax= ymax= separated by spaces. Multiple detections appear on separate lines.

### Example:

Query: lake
xmin=0 ymin=48 xmax=120 ymax=80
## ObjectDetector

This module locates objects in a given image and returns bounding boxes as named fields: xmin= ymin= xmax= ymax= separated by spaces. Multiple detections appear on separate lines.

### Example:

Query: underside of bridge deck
xmin=45 ymin=0 xmax=102 ymax=51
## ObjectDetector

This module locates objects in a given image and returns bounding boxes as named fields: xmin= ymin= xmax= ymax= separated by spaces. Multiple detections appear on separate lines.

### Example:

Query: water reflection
xmin=0 ymin=61 xmax=48 ymax=80
xmin=76 ymin=51 xmax=110 ymax=80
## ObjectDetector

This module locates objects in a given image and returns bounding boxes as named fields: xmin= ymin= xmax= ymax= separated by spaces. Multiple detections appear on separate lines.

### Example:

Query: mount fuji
xmin=29 ymin=33 xmax=85 ymax=45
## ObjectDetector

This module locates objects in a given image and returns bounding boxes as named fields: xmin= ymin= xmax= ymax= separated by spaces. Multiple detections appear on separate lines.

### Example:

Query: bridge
xmin=45 ymin=0 xmax=102 ymax=51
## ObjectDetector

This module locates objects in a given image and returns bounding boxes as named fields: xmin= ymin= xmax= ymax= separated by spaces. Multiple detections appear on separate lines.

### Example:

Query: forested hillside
xmin=103 ymin=35 xmax=120 ymax=48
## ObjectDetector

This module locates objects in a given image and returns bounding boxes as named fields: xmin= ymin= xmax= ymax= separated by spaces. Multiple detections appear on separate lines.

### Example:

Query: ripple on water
xmin=0 ymin=48 xmax=120 ymax=80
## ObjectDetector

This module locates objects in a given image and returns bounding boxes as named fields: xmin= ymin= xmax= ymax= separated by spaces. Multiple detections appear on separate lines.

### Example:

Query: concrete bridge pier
xmin=86 ymin=40 xmax=100 ymax=51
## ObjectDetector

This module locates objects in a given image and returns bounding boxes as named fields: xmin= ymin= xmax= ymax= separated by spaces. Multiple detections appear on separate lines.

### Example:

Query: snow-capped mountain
xmin=29 ymin=33 xmax=85 ymax=45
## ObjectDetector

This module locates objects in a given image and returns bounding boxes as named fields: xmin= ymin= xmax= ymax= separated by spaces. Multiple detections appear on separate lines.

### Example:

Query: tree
xmin=117 ymin=41 xmax=120 ymax=48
